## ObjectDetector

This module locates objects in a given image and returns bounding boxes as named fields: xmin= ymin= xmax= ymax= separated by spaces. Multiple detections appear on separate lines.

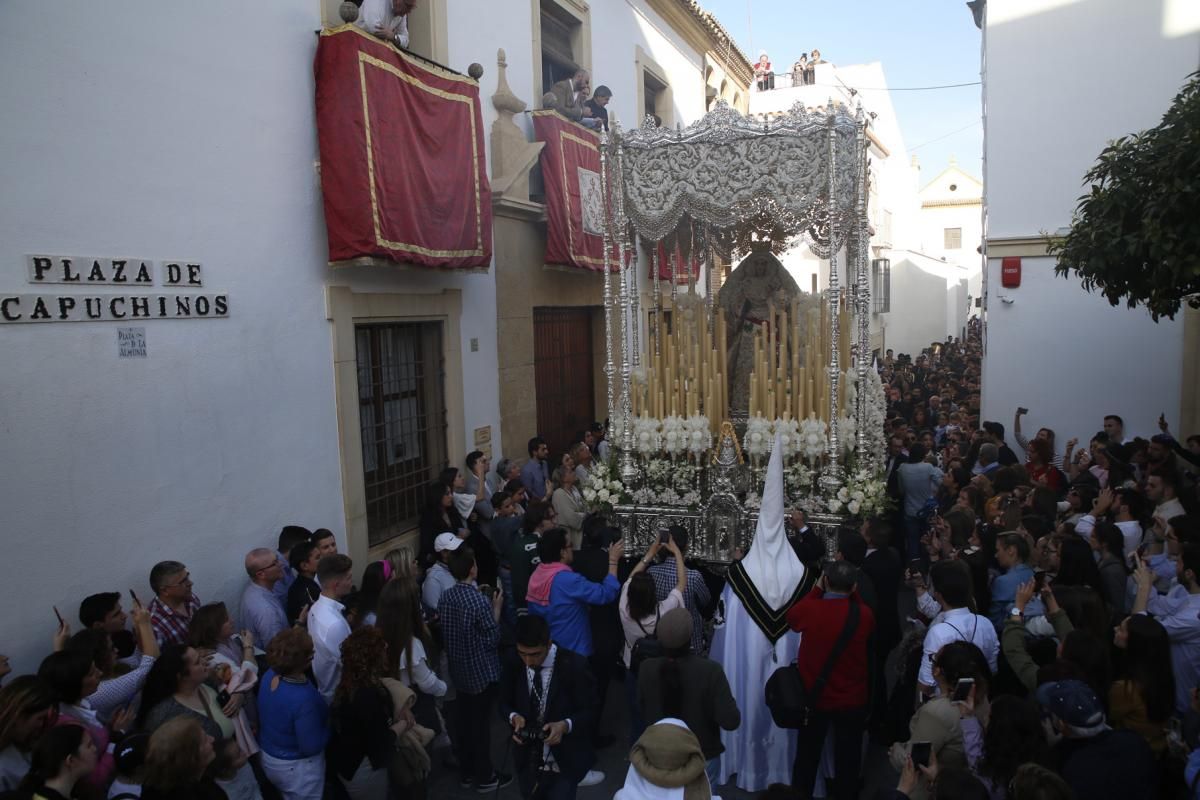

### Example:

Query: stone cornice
xmin=644 ymin=0 xmax=753 ymax=87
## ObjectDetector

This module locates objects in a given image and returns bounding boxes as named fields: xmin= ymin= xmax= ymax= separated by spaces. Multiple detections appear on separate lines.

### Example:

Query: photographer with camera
xmin=500 ymin=614 xmax=600 ymax=799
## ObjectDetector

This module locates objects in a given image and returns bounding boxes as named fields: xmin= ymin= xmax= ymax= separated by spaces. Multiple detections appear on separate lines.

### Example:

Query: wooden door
xmin=533 ymin=307 xmax=595 ymax=457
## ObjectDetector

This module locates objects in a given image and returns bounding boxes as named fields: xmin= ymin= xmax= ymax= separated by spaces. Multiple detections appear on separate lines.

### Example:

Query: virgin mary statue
xmin=717 ymin=245 xmax=802 ymax=417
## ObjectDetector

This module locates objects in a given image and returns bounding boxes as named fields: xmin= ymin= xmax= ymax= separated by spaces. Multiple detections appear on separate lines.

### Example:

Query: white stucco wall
xmin=0 ymin=1 xmax=734 ymax=673
xmin=884 ymin=255 xmax=969 ymax=356
xmin=981 ymin=0 xmax=1196 ymax=446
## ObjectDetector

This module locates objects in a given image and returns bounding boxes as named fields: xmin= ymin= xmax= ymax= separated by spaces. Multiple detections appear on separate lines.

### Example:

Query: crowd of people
xmin=543 ymin=68 xmax=614 ymax=132
xmin=754 ymin=50 xmax=829 ymax=92
xmin=3 ymin=319 xmax=1200 ymax=800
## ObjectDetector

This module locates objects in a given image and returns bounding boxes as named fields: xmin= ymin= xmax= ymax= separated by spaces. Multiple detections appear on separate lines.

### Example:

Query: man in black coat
xmin=500 ymin=614 xmax=599 ymax=799
xmin=858 ymin=518 xmax=903 ymax=736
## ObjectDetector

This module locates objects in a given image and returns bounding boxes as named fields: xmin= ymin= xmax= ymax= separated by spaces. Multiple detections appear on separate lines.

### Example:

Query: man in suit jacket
xmin=547 ymin=69 xmax=590 ymax=122
xmin=500 ymin=614 xmax=600 ymax=799
xmin=859 ymin=518 xmax=903 ymax=735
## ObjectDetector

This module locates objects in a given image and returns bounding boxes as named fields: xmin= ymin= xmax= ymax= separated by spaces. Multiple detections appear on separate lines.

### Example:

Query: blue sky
xmin=702 ymin=0 xmax=984 ymax=184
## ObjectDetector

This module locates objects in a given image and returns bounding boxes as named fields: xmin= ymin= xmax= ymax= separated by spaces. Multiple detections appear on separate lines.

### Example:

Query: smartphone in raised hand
xmin=951 ymin=678 xmax=974 ymax=703
xmin=911 ymin=741 xmax=932 ymax=768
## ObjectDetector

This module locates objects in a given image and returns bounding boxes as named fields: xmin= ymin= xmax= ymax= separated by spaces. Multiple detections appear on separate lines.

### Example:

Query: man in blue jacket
xmin=525 ymin=528 xmax=623 ymax=658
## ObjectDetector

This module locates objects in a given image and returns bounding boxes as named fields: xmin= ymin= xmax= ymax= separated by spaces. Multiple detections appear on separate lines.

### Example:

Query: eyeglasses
xmin=164 ymin=574 xmax=193 ymax=588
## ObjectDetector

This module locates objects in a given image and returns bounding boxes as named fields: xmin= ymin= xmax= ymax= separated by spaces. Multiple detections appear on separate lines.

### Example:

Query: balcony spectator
xmin=583 ymin=85 xmax=612 ymax=132
xmin=354 ymin=0 xmax=415 ymax=50
xmin=754 ymin=52 xmax=773 ymax=91
xmin=547 ymin=70 xmax=591 ymax=124
xmin=791 ymin=54 xmax=808 ymax=87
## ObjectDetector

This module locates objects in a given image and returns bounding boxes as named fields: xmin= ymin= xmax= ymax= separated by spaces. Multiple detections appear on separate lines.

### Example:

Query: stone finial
xmin=338 ymin=1 xmax=359 ymax=23
xmin=468 ymin=63 xmax=484 ymax=80
xmin=490 ymin=47 xmax=544 ymax=206
xmin=492 ymin=48 xmax=527 ymax=115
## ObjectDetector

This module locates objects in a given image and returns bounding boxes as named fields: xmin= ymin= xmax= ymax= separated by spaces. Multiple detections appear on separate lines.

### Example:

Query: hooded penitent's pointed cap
xmin=740 ymin=432 xmax=803 ymax=609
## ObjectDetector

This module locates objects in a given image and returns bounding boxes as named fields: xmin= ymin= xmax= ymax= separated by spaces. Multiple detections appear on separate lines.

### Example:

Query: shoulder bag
xmin=629 ymin=606 xmax=662 ymax=676
xmin=765 ymin=599 xmax=861 ymax=728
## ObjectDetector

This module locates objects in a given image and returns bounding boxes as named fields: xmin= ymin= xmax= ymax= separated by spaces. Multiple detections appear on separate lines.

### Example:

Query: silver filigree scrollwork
xmin=600 ymin=128 xmax=616 ymax=427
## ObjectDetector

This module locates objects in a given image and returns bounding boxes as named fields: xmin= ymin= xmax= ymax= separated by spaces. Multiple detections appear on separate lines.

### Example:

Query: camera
xmin=516 ymin=727 xmax=546 ymax=745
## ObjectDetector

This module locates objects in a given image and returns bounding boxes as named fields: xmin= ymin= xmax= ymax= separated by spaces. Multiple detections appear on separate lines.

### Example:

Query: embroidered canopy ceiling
xmin=609 ymin=101 xmax=868 ymax=257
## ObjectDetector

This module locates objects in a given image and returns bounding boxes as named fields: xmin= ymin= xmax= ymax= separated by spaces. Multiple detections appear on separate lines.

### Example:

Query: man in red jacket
xmin=785 ymin=560 xmax=875 ymax=800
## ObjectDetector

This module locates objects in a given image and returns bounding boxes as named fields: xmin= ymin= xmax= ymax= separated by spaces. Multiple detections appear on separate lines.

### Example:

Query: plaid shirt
xmin=148 ymin=593 xmax=201 ymax=646
xmin=438 ymin=582 xmax=500 ymax=694
xmin=648 ymin=562 xmax=710 ymax=653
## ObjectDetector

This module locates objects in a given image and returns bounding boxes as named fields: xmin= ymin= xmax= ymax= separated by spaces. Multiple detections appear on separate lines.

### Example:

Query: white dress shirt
xmin=507 ymin=645 xmax=571 ymax=768
xmin=354 ymin=0 xmax=410 ymax=48
xmin=918 ymin=606 xmax=999 ymax=688
xmin=1074 ymin=514 xmax=1143 ymax=557
xmin=308 ymin=594 xmax=351 ymax=702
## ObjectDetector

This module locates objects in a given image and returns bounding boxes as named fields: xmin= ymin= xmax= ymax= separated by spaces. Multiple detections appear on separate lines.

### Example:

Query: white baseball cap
xmin=434 ymin=532 xmax=464 ymax=553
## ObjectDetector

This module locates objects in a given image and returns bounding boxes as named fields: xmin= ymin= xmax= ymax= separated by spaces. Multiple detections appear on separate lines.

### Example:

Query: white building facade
xmin=0 ymin=0 xmax=749 ymax=673
xmin=749 ymin=62 xmax=984 ymax=358
xmin=980 ymin=0 xmax=1200 ymax=447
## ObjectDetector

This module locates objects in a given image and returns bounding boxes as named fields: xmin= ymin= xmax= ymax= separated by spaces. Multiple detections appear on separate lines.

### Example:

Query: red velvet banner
xmin=533 ymin=111 xmax=612 ymax=272
xmin=652 ymin=239 xmax=700 ymax=283
xmin=315 ymin=26 xmax=492 ymax=269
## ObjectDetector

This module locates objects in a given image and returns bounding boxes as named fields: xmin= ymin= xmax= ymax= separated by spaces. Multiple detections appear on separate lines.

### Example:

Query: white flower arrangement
xmin=583 ymin=460 xmax=627 ymax=513
xmin=825 ymin=467 xmax=891 ymax=517
xmin=837 ymin=412 xmax=857 ymax=455
xmin=774 ymin=417 xmax=801 ymax=461
xmin=744 ymin=416 xmax=773 ymax=460
xmin=684 ymin=415 xmax=711 ymax=457
xmin=744 ymin=491 xmax=762 ymax=510
xmin=661 ymin=415 xmax=686 ymax=457
xmin=798 ymin=414 xmax=828 ymax=464
xmin=632 ymin=415 xmax=662 ymax=456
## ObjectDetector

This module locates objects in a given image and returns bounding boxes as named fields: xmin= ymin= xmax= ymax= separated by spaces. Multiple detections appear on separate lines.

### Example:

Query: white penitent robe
xmin=710 ymin=585 xmax=801 ymax=791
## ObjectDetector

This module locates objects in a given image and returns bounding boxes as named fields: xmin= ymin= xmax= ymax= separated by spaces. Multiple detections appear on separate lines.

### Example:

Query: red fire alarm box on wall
xmin=1001 ymin=257 xmax=1021 ymax=288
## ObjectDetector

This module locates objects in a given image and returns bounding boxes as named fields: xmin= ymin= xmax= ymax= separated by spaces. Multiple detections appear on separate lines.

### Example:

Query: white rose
xmin=828 ymin=499 xmax=843 ymax=513
xmin=847 ymin=500 xmax=861 ymax=515
xmin=609 ymin=481 xmax=621 ymax=491
xmin=837 ymin=487 xmax=850 ymax=502
xmin=598 ymin=489 xmax=611 ymax=503
xmin=583 ymin=488 xmax=597 ymax=502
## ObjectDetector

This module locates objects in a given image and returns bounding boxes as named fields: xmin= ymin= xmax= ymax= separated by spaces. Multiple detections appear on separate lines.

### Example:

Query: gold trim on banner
xmin=323 ymin=24 xmax=477 ymax=86
xmin=356 ymin=51 xmax=485 ymax=258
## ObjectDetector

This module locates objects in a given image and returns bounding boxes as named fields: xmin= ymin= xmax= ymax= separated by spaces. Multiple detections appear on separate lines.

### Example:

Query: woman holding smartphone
xmin=888 ymin=641 xmax=990 ymax=800
xmin=618 ymin=534 xmax=686 ymax=746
